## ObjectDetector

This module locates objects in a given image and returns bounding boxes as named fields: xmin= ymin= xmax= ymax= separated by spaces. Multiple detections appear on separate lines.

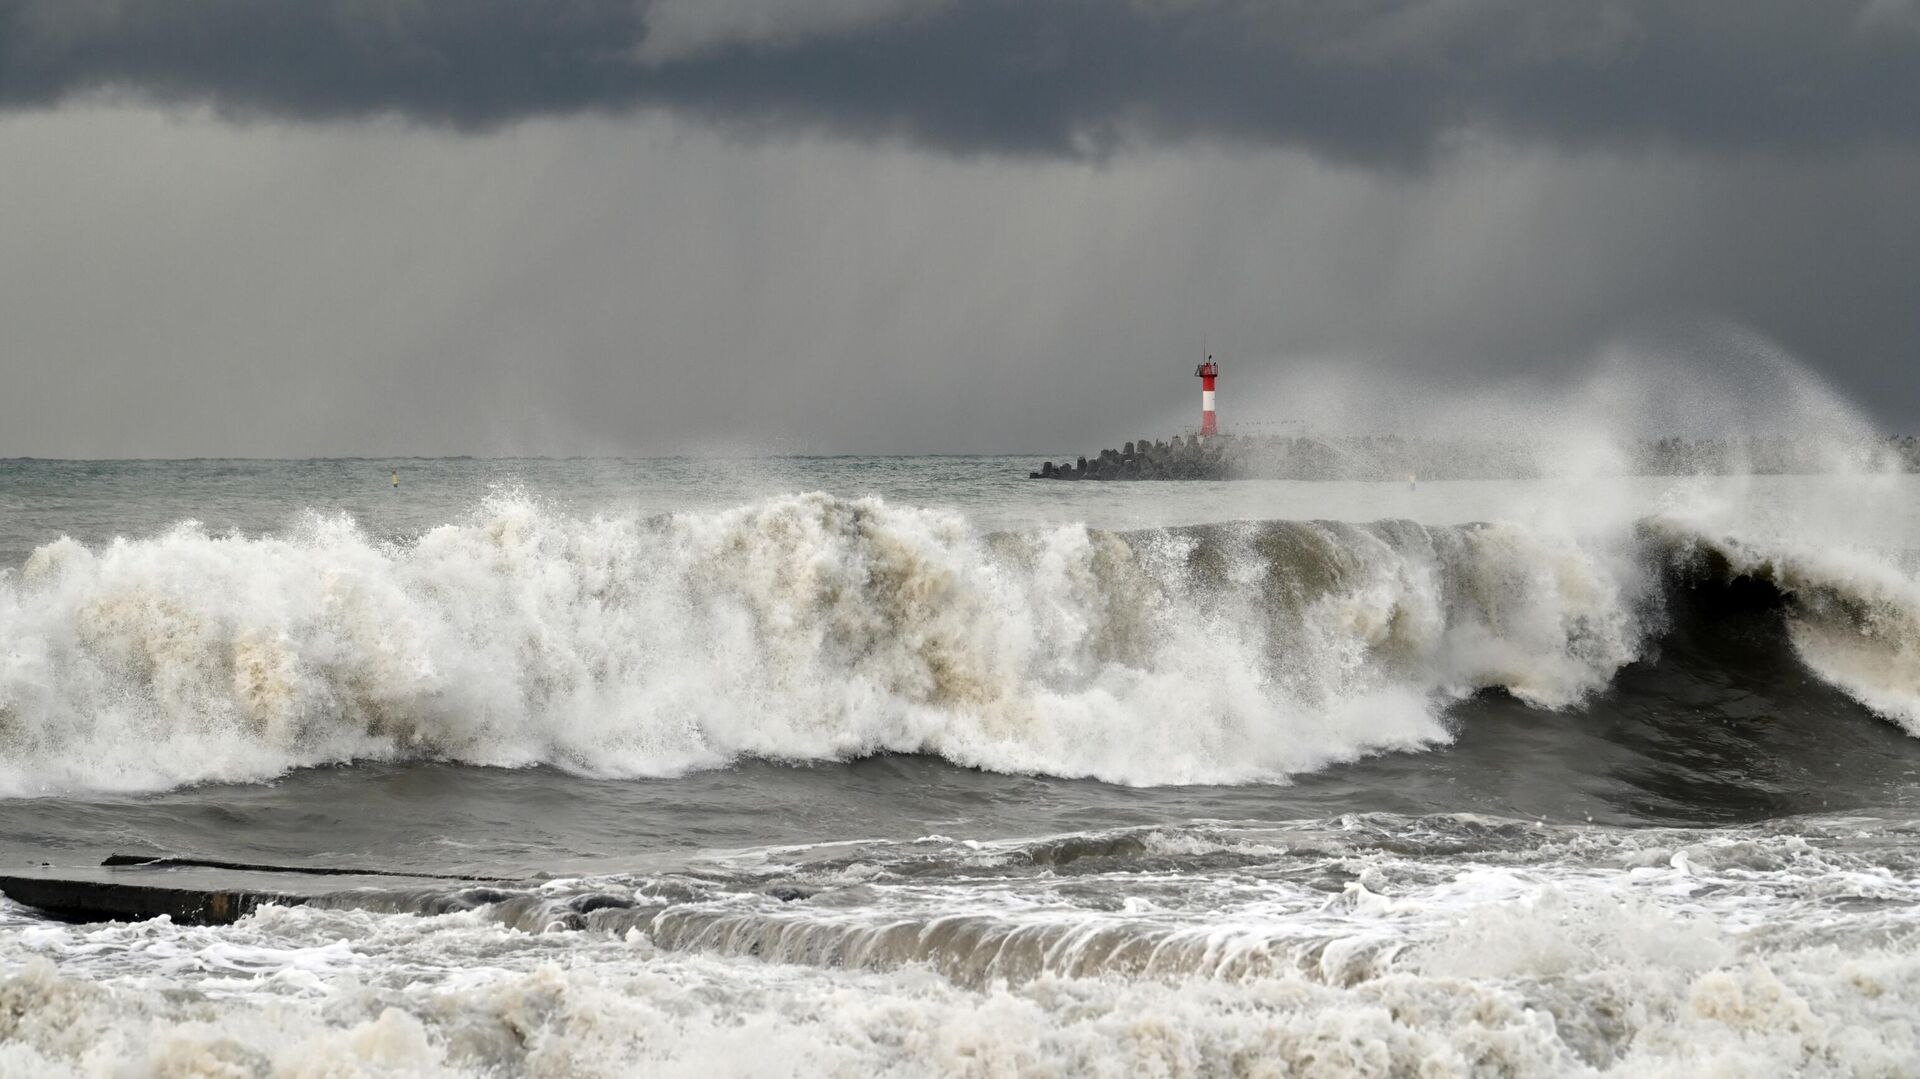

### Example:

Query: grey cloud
xmin=1 ymin=1 xmax=1917 ymax=163
xmin=2 ymin=109 xmax=1915 ymax=459
xmin=635 ymin=0 xmax=951 ymax=64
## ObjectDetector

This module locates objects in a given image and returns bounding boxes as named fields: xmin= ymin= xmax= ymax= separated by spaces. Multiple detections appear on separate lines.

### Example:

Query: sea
xmin=1 ymin=455 xmax=1918 ymax=1076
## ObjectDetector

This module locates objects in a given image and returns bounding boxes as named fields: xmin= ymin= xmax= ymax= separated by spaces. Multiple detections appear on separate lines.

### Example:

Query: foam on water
xmin=0 ymin=490 xmax=1676 ymax=794
xmin=5 ymin=484 xmax=1920 ymax=796
xmin=3 ymin=817 xmax=1917 ymax=1076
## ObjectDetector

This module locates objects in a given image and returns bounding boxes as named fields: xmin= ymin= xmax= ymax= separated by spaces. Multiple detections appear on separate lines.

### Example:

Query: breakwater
xmin=1031 ymin=433 xmax=1920 ymax=480
xmin=1029 ymin=435 xmax=1229 ymax=480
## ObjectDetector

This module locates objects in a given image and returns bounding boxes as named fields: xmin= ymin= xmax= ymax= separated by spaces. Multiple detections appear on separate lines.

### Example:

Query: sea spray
xmin=5 ymin=489 xmax=1916 ymax=796
xmin=0 ymin=491 xmax=1650 ymax=794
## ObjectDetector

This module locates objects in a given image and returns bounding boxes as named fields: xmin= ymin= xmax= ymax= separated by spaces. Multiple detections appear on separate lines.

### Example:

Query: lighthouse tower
xmin=1195 ymin=358 xmax=1219 ymax=437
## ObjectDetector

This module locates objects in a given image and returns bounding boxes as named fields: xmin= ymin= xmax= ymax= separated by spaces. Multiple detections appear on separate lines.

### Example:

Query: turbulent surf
xmin=2 ymin=457 xmax=1918 ymax=1077
xmin=2 ymin=487 xmax=1917 ymax=796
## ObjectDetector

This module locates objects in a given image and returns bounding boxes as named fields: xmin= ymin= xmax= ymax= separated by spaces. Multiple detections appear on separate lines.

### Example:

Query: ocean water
xmin=2 ymin=455 xmax=1919 ymax=1076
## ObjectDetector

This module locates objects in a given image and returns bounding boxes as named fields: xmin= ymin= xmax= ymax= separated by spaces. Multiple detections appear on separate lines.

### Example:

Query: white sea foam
xmin=0 ymin=490 xmax=1683 ymax=794
xmin=4 ymin=484 xmax=1918 ymax=796
xmin=2 ymin=821 xmax=1916 ymax=1077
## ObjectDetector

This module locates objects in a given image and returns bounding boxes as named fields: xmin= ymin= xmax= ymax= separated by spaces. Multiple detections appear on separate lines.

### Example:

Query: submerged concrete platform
xmin=0 ymin=856 xmax=519 ymax=926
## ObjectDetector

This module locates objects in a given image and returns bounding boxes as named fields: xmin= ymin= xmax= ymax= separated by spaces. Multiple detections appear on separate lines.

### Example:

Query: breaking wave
xmin=6 ymin=815 xmax=1919 ymax=1077
xmin=0 ymin=491 xmax=1913 ymax=795
xmin=1650 ymin=517 xmax=1920 ymax=735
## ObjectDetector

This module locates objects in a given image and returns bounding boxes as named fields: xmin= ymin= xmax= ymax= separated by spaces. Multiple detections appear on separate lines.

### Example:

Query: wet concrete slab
xmin=0 ymin=858 xmax=522 ymax=926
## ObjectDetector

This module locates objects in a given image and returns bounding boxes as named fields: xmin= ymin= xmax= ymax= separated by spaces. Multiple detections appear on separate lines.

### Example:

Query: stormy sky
xmin=2 ymin=0 xmax=1917 ymax=456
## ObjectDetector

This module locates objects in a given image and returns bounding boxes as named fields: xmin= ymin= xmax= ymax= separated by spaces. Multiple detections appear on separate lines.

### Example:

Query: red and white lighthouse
xmin=1195 ymin=358 xmax=1219 ymax=437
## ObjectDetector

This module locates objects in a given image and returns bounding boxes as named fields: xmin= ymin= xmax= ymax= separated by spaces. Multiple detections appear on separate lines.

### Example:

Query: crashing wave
xmin=1647 ymin=516 xmax=1920 ymax=734
xmin=0 ymin=491 xmax=1911 ymax=795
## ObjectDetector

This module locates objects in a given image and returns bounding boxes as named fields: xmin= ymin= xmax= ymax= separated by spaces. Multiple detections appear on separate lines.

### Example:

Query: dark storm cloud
xmin=2 ymin=0 xmax=1918 ymax=163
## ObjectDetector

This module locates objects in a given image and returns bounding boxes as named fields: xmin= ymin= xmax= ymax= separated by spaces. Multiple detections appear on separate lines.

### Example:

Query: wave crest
xmin=1 ymin=491 xmax=1904 ymax=795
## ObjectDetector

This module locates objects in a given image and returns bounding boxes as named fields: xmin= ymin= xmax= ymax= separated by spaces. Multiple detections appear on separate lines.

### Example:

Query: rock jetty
xmin=1031 ymin=433 xmax=1920 ymax=481
xmin=1029 ymin=435 xmax=1229 ymax=480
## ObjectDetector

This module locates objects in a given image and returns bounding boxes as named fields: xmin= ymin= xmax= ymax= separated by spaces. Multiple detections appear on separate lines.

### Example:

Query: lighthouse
xmin=1195 ymin=357 xmax=1219 ymax=437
